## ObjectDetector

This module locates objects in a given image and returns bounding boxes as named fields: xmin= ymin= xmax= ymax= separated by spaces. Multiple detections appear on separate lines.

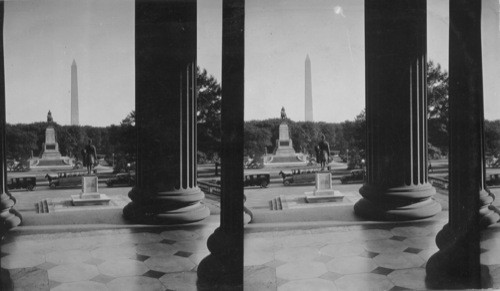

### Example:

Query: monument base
xmin=305 ymin=190 xmax=344 ymax=203
xmin=304 ymin=172 xmax=345 ymax=203
xmin=71 ymin=175 xmax=110 ymax=206
xmin=71 ymin=194 xmax=111 ymax=206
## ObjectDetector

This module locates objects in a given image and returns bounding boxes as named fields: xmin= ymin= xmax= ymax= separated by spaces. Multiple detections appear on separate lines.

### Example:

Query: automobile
xmin=243 ymin=173 xmax=270 ymax=188
xmin=45 ymin=171 xmax=87 ymax=188
xmin=106 ymin=172 xmax=136 ymax=187
xmin=7 ymin=176 xmax=36 ymax=191
xmin=340 ymin=169 xmax=366 ymax=184
xmin=486 ymin=174 xmax=500 ymax=187
xmin=280 ymin=168 xmax=319 ymax=186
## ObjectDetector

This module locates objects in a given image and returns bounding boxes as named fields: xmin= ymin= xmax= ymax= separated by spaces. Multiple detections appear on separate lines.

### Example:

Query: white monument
xmin=275 ymin=122 xmax=296 ymax=157
xmin=71 ymin=175 xmax=110 ymax=206
xmin=267 ymin=107 xmax=306 ymax=164
xmin=31 ymin=111 xmax=73 ymax=169
xmin=41 ymin=111 xmax=62 ymax=160
xmin=305 ymin=172 xmax=344 ymax=203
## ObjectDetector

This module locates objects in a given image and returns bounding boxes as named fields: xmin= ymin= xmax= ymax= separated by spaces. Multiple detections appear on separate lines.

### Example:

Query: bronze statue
xmin=47 ymin=110 xmax=53 ymax=123
xmin=316 ymin=134 xmax=331 ymax=170
xmin=82 ymin=139 xmax=97 ymax=174
xmin=281 ymin=107 xmax=287 ymax=120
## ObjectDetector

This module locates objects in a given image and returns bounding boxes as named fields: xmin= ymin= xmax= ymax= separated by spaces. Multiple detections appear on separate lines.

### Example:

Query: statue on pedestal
xmin=280 ymin=107 xmax=287 ymax=120
xmin=316 ymin=134 xmax=330 ymax=171
xmin=82 ymin=139 xmax=97 ymax=174
xmin=47 ymin=110 xmax=53 ymax=123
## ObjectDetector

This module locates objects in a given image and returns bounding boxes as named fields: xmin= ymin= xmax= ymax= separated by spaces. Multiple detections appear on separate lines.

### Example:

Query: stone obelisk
xmin=71 ymin=60 xmax=79 ymax=125
xmin=305 ymin=55 xmax=313 ymax=121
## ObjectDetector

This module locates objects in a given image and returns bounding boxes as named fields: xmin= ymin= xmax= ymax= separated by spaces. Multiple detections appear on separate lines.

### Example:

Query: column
xmin=197 ymin=0 xmax=244 ymax=289
xmin=123 ymin=0 xmax=209 ymax=224
xmin=0 ymin=1 xmax=22 ymax=238
xmin=426 ymin=0 xmax=499 ymax=289
xmin=354 ymin=0 xmax=441 ymax=220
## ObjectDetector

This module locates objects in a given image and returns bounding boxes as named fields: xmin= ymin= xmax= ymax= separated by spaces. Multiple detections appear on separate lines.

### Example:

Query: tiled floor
xmin=1 ymin=224 xmax=218 ymax=291
xmin=244 ymin=221 xmax=447 ymax=291
xmin=4 ymin=215 xmax=500 ymax=290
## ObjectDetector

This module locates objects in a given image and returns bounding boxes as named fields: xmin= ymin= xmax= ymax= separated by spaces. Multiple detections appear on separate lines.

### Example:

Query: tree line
xmin=5 ymin=63 xmax=500 ymax=171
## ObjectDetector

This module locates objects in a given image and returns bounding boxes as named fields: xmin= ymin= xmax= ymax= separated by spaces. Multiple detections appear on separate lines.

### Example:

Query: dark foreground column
xmin=197 ymin=0 xmax=244 ymax=289
xmin=426 ymin=0 xmax=500 ymax=289
xmin=0 ymin=2 xmax=22 ymax=238
xmin=123 ymin=0 xmax=209 ymax=224
xmin=354 ymin=0 xmax=441 ymax=220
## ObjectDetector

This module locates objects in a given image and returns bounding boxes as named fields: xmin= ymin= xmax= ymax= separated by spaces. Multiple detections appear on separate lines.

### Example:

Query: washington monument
xmin=305 ymin=55 xmax=313 ymax=121
xmin=71 ymin=59 xmax=79 ymax=125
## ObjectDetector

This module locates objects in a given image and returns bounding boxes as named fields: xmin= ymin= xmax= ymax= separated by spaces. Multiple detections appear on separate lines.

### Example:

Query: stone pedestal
xmin=0 ymin=1 xmax=22 ymax=238
xmin=71 ymin=176 xmax=110 ymax=206
xmin=305 ymin=172 xmax=344 ymax=203
xmin=275 ymin=123 xmax=296 ymax=156
xmin=123 ymin=0 xmax=209 ymax=224
xmin=354 ymin=0 xmax=441 ymax=221
xmin=41 ymin=126 xmax=62 ymax=160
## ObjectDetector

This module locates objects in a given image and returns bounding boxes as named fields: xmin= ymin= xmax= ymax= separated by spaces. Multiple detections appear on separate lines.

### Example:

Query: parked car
xmin=106 ymin=172 xmax=136 ymax=187
xmin=243 ymin=173 xmax=270 ymax=188
xmin=486 ymin=174 xmax=500 ymax=187
xmin=7 ymin=176 xmax=36 ymax=191
xmin=340 ymin=169 xmax=366 ymax=184
xmin=45 ymin=171 xmax=87 ymax=188
xmin=280 ymin=168 xmax=319 ymax=186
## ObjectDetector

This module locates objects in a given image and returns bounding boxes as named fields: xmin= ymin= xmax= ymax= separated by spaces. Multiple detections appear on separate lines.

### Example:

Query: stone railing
xmin=429 ymin=176 xmax=449 ymax=190
xmin=198 ymin=180 xmax=221 ymax=196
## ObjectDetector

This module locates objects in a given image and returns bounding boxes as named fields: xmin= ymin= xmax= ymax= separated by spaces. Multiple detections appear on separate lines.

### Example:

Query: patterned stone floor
xmin=244 ymin=220 xmax=448 ymax=291
xmin=481 ymin=223 xmax=500 ymax=290
xmin=4 ymin=217 xmax=500 ymax=290
xmin=1 ymin=224 xmax=218 ymax=291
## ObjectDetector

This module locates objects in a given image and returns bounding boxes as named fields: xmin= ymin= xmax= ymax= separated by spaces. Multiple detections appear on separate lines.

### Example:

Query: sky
xmin=3 ymin=0 xmax=500 ymax=126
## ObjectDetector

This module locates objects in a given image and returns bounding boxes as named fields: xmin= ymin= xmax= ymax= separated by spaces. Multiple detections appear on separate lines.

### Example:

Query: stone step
xmin=276 ymin=196 xmax=283 ymax=210
xmin=35 ymin=199 xmax=51 ymax=214
xmin=269 ymin=197 xmax=283 ymax=211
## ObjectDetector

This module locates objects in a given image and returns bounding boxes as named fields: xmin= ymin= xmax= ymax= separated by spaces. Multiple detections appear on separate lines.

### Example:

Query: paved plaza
xmin=2 ymin=163 xmax=500 ymax=290
xmin=1 ymin=224 xmax=218 ymax=291
xmin=244 ymin=220 xmax=445 ymax=291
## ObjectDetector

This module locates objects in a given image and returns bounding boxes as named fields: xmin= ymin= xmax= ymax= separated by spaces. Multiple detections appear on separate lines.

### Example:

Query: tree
xmin=121 ymin=111 xmax=135 ymax=126
xmin=244 ymin=123 xmax=272 ymax=158
xmin=485 ymin=120 xmax=500 ymax=162
xmin=197 ymin=68 xmax=222 ymax=161
xmin=339 ymin=109 xmax=366 ymax=169
xmin=427 ymin=60 xmax=449 ymax=155
xmin=5 ymin=125 xmax=38 ymax=160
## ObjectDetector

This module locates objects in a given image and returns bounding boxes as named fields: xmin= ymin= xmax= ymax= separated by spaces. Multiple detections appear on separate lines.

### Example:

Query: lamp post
xmin=346 ymin=148 xmax=349 ymax=168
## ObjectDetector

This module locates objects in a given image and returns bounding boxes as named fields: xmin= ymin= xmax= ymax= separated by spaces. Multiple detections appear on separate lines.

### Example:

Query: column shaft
xmin=426 ymin=0 xmax=498 ymax=289
xmin=123 ymin=0 xmax=209 ymax=224
xmin=0 ymin=1 xmax=22 ymax=238
xmin=198 ymin=0 xmax=244 ymax=289
xmin=354 ymin=0 xmax=441 ymax=220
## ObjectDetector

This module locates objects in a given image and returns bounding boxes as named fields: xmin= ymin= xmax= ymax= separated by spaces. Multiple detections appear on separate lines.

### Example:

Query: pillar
xmin=426 ymin=0 xmax=500 ymax=289
xmin=197 ymin=0 xmax=244 ymax=289
xmin=354 ymin=0 xmax=441 ymax=220
xmin=0 ymin=1 xmax=22 ymax=238
xmin=123 ymin=0 xmax=209 ymax=224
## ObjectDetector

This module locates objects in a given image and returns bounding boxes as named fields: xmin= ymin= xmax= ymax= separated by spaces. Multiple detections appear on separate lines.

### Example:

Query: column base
xmin=479 ymin=189 xmax=500 ymax=228
xmin=197 ymin=227 xmax=242 ymax=290
xmin=426 ymin=233 xmax=481 ymax=289
xmin=243 ymin=206 xmax=253 ymax=224
xmin=354 ymin=197 xmax=442 ymax=221
xmin=123 ymin=187 xmax=210 ymax=224
xmin=0 ymin=193 xmax=22 ymax=238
